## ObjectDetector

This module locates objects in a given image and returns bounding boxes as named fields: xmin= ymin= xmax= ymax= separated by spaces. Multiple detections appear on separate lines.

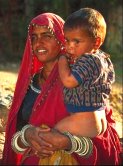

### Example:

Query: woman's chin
xmin=36 ymin=54 xmax=47 ymax=61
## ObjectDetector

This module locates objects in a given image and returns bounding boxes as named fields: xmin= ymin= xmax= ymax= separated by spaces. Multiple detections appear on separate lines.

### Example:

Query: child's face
xmin=64 ymin=28 xmax=95 ymax=59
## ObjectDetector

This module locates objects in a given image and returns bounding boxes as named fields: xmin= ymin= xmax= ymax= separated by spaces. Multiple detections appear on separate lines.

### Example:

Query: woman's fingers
xmin=25 ymin=126 xmax=54 ymax=154
xmin=37 ymin=146 xmax=54 ymax=157
xmin=39 ymin=137 xmax=52 ymax=148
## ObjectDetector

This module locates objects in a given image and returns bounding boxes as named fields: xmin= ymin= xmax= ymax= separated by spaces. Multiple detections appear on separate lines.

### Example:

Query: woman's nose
xmin=34 ymin=37 xmax=44 ymax=47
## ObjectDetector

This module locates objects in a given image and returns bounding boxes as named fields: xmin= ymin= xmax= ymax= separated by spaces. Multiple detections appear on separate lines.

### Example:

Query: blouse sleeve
xmin=71 ymin=54 xmax=102 ymax=86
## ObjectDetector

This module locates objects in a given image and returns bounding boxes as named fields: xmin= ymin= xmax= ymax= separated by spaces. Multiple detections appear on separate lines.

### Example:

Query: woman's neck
xmin=41 ymin=60 xmax=57 ymax=80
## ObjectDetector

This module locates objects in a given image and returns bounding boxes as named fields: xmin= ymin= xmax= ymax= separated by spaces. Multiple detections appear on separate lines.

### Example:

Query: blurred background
xmin=0 ymin=0 xmax=122 ymax=84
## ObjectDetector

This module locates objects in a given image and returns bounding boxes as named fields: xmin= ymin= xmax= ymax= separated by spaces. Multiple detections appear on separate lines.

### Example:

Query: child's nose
xmin=67 ymin=43 xmax=75 ymax=53
xmin=69 ymin=41 xmax=75 ymax=48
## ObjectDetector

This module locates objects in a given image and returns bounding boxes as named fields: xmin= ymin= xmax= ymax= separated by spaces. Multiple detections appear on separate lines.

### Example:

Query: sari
xmin=2 ymin=13 xmax=121 ymax=165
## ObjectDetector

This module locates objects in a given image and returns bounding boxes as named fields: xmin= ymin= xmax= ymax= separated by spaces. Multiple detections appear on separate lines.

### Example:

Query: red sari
xmin=2 ymin=13 xmax=121 ymax=165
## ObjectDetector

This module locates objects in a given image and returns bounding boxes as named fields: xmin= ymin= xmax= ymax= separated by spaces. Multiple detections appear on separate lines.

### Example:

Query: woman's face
xmin=31 ymin=25 xmax=61 ymax=64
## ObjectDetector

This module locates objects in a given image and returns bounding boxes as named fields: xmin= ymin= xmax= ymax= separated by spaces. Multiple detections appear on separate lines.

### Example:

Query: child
xmin=55 ymin=8 xmax=115 ymax=137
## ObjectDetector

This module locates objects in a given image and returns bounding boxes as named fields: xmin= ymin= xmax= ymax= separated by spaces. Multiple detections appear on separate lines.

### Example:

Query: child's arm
xmin=54 ymin=111 xmax=107 ymax=138
xmin=58 ymin=55 xmax=78 ymax=88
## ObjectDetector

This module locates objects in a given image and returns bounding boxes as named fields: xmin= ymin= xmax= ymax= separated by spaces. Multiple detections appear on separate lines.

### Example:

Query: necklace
xmin=30 ymin=77 xmax=41 ymax=94
xmin=30 ymin=68 xmax=51 ymax=93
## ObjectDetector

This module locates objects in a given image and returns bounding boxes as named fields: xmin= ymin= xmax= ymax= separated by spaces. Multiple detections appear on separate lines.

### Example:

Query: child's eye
xmin=74 ymin=39 xmax=80 ymax=44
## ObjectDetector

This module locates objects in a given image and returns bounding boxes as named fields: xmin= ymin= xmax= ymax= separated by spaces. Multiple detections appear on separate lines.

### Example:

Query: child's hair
xmin=64 ymin=8 xmax=106 ymax=43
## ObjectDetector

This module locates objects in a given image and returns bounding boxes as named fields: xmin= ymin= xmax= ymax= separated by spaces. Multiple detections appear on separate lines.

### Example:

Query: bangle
xmin=11 ymin=131 xmax=27 ymax=154
xmin=63 ymin=132 xmax=77 ymax=154
xmin=73 ymin=136 xmax=83 ymax=153
xmin=63 ymin=132 xmax=93 ymax=157
xmin=20 ymin=124 xmax=33 ymax=147
xmin=80 ymin=137 xmax=93 ymax=157
xmin=75 ymin=136 xmax=93 ymax=157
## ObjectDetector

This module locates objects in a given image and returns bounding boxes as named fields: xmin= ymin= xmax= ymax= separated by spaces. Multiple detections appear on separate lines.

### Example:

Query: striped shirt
xmin=63 ymin=50 xmax=115 ymax=113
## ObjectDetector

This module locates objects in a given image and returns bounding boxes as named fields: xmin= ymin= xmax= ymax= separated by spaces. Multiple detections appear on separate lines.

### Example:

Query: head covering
xmin=30 ymin=13 xmax=65 ymax=46
xmin=25 ymin=13 xmax=65 ymax=75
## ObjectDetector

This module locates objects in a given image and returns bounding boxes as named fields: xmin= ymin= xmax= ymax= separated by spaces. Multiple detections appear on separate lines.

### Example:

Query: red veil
xmin=2 ymin=13 xmax=121 ymax=165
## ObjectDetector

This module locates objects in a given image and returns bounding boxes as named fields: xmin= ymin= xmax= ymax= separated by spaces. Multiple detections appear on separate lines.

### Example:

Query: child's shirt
xmin=63 ymin=50 xmax=115 ymax=113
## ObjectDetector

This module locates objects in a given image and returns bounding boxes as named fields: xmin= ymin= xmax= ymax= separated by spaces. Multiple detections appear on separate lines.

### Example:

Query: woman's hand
xmin=25 ymin=126 xmax=54 ymax=158
xmin=38 ymin=128 xmax=72 ymax=152
xmin=24 ymin=126 xmax=71 ymax=158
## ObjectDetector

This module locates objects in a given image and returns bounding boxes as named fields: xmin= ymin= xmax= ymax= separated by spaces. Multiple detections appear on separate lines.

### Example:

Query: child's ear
xmin=94 ymin=37 xmax=102 ymax=49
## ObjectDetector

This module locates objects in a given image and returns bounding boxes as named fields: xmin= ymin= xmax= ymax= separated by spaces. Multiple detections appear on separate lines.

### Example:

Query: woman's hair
xmin=64 ymin=8 xmax=106 ymax=43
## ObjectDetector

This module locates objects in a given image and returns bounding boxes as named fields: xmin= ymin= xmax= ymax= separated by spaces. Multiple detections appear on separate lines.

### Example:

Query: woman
xmin=1 ymin=13 xmax=121 ymax=165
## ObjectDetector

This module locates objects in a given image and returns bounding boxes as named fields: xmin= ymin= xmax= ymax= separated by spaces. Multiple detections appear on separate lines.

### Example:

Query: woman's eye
xmin=31 ymin=35 xmax=37 ymax=42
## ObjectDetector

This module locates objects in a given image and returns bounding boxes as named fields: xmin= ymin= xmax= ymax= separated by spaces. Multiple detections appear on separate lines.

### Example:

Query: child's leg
xmin=54 ymin=110 xmax=107 ymax=137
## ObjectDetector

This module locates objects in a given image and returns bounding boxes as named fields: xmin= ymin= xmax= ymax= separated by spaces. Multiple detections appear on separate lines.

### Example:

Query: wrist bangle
xmin=20 ymin=124 xmax=33 ymax=147
xmin=74 ymin=136 xmax=93 ymax=157
xmin=63 ymin=132 xmax=77 ymax=154
xmin=63 ymin=132 xmax=93 ymax=157
xmin=11 ymin=131 xmax=26 ymax=154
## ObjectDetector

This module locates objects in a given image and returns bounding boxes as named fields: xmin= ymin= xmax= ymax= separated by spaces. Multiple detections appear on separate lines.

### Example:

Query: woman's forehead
xmin=32 ymin=25 xmax=51 ymax=33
